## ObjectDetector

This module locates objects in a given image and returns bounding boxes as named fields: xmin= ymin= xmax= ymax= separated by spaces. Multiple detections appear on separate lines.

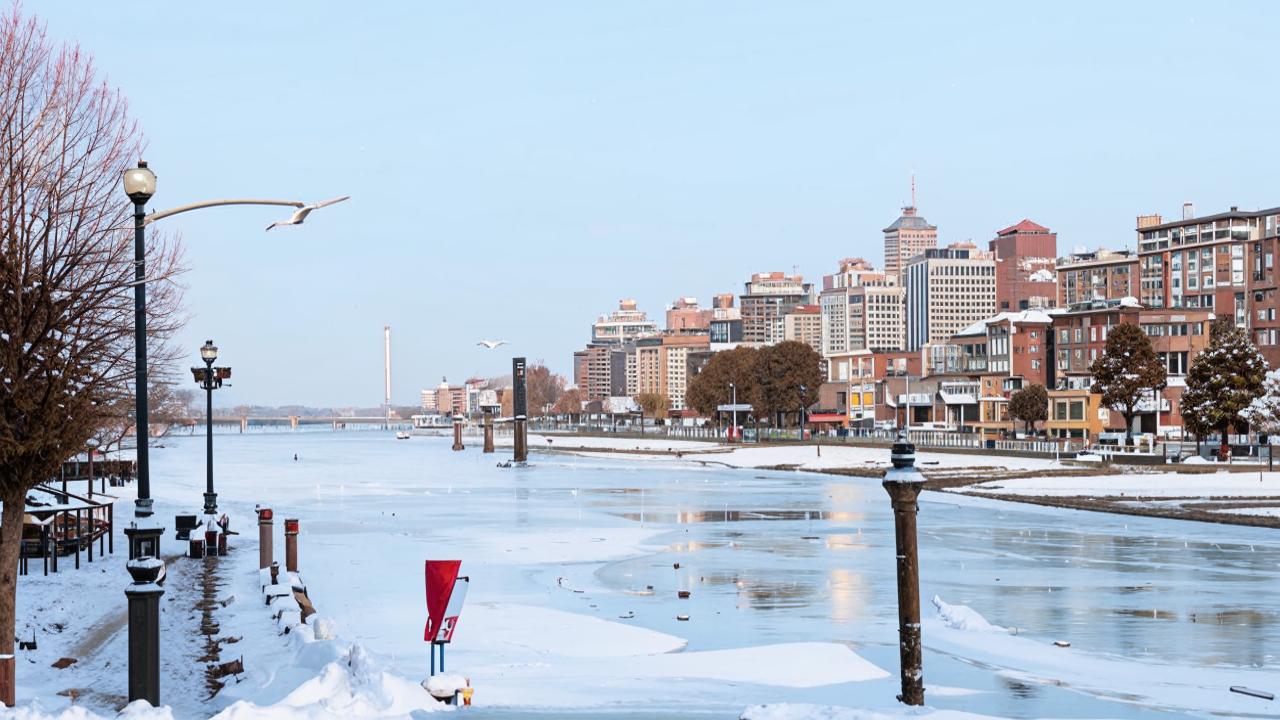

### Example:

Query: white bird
xmin=477 ymin=340 xmax=508 ymax=349
xmin=265 ymin=196 xmax=350 ymax=231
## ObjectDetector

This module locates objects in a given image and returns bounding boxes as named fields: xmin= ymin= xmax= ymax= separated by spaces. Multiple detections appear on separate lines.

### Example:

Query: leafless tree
xmin=0 ymin=6 xmax=184 ymax=701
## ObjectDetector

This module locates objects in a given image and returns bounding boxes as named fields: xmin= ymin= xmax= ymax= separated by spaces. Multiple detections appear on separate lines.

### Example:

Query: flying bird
xmin=265 ymin=196 xmax=350 ymax=231
xmin=477 ymin=340 xmax=508 ymax=349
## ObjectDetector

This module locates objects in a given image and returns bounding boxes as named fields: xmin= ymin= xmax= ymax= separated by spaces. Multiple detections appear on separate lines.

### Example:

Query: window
xmin=1055 ymin=401 xmax=1068 ymax=420
xmin=1069 ymin=401 xmax=1084 ymax=421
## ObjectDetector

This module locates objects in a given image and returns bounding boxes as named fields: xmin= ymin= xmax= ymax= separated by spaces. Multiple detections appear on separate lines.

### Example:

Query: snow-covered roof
xmin=955 ymin=308 xmax=1061 ymax=337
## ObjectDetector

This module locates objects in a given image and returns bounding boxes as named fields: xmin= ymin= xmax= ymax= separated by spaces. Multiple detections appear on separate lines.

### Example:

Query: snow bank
xmin=0 ymin=701 xmax=174 ymax=720
xmin=959 ymin=471 xmax=1280 ymax=498
xmin=213 ymin=643 xmax=441 ymax=719
xmin=741 ymin=704 xmax=1008 ymax=720
xmin=931 ymin=596 xmax=1005 ymax=633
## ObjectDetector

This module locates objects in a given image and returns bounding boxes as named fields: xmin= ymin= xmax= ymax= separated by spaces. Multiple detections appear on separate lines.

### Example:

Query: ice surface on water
xmin=21 ymin=430 xmax=1279 ymax=719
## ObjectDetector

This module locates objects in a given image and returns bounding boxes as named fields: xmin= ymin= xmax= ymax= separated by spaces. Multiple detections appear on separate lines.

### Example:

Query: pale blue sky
xmin=35 ymin=2 xmax=1280 ymax=407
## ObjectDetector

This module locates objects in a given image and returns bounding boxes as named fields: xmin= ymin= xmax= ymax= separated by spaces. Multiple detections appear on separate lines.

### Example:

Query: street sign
xmin=717 ymin=403 xmax=753 ymax=412
xmin=424 ymin=560 xmax=468 ymax=644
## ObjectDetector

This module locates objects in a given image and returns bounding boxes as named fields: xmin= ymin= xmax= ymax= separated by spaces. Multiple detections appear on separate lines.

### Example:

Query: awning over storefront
xmin=939 ymin=391 xmax=976 ymax=405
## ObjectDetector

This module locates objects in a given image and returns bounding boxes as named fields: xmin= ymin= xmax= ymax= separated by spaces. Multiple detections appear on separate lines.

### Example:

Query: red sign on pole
xmin=424 ymin=560 xmax=468 ymax=643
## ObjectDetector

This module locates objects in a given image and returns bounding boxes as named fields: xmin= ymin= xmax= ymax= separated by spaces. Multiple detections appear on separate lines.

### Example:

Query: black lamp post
xmin=799 ymin=384 xmax=808 ymax=441
xmin=193 ymin=340 xmax=230 ymax=515
xmin=122 ymin=162 xmax=158 ymax=523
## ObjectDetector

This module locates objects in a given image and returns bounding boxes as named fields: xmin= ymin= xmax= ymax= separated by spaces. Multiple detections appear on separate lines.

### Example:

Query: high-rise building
xmin=905 ymin=242 xmax=997 ymax=350
xmin=883 ymin=200 xmax=938 ymax=280
xmin=989 ymin=219 xmax=1058 ymax=311
xmin=592 ymin=299 xmax=659 ymax=345
xmin=665 ymin=297 xmax=716 ymax=332
xmin=739 ymin=272 xmax=813 ymax=345
xmin=1056 ymin=248 xmax=1138 ymax=306
xmin=782 ymin=304 xmax=823 ymax=350
xmin=819 ymin=260 xmax=905 ymax=357
xmin=1136 ymin=204 xmax=1280 ymax=368
xmin=634 ymin=334 xmax=710 ymax=411
xmin=419 ymin=389 xmax=438 ymax=412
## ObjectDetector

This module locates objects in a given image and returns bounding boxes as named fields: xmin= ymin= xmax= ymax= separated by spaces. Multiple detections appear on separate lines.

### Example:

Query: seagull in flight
xmin=477 ymin=340 xmax=508 ymax=349
xmin=265 ymin=196 xmax=350 ymax=231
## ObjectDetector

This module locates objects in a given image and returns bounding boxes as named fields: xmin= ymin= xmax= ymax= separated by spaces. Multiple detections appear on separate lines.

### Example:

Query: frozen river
xmin=135 ymin=430 xmax=1280 ymax=718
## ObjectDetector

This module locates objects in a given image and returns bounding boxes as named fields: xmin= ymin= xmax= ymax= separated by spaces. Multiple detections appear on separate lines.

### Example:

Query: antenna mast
xmin=383 ymin=325 xmax=392 ymax=429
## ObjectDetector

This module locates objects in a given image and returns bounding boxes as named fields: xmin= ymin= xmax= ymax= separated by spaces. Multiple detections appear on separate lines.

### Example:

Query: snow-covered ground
xmin=7 ymin=430 xmax=1280 ymax=720
xmin=516 ymin=434 xmax=1066 ymax=472
xmin=957 ymin=470 xmax=1280 ymax=498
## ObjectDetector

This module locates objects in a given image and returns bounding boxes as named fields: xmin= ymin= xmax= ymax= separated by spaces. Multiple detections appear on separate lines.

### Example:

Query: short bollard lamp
xmin=883 ymin=431 xmax=926 ymax=706
xmin=125 ymin=556 xmax=165 ymax=705
xmin=192 ymin=340 xmax=231 ymax=516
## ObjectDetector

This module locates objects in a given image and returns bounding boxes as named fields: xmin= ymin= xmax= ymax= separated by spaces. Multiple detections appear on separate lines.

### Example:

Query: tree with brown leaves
xmin=525 ymin=362 xmax=565 ymax=417
xmin=0 ymin=7 xmax=184 ymax=702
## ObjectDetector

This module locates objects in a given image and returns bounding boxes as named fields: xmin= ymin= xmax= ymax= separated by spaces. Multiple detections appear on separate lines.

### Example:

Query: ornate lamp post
xmin=120 ymin=161 xmax=345 ymax=706
xmin=192 ymin=340 xmax=230 ymax=515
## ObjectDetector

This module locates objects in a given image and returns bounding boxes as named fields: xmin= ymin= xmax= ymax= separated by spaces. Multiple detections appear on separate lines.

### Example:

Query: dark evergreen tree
xmin=1182 ymin=319 xmax=1268 ymax=459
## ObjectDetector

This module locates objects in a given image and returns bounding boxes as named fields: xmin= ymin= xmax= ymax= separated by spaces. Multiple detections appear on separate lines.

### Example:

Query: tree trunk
xmin=1219 ymin=423 xmax=1231 ymax=462
xmin=0 ymin=487 xmax=26 ymax=706
xmin=1123 ymin=409 xmax=1134 ymax=445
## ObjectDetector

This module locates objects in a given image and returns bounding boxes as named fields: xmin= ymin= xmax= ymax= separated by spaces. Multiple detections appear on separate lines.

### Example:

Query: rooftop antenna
xmin=911 ymin=172 xmax=917 ymax=208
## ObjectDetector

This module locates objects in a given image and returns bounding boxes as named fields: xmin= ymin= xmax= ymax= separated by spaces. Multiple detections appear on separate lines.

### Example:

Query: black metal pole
xmin=204 ymin=361 xmax=216 ymax=515
xmin=125 ymin=559 xmax=164 ymax=705
xmin=132 ymin=201 xmax=151 ymax=516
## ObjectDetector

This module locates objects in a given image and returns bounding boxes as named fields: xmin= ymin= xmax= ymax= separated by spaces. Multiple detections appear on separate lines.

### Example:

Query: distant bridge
xmin=172 ymin=416 xmax=407 ymax=432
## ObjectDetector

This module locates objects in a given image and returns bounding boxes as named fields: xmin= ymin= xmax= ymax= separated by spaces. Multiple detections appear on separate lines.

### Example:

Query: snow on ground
xmin=1214 ymin=506 xmax=1280 ymax=517
xmin=517 ymin=434 xmax=1065 ymax=473
xmin=931 ymin=596 xmax=1005 ymax=633
xmin=742 ymin=706 xmax=1019 ymax=720
xmin=959 ymin=471 xmax=1280 ymax=498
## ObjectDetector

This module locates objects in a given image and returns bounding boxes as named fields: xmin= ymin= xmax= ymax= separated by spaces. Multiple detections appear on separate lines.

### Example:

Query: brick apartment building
xmin=989 ymin=219 xmax=1058 ymax=311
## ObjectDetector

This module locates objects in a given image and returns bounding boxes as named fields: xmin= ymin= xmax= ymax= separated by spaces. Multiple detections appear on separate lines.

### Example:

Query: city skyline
xmin=35 ymin=2 xmax=1280 ymax=406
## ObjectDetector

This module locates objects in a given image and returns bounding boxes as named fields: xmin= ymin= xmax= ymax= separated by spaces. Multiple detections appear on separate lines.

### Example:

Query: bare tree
xmin=0 ymin=6 xmax=184 ymax=701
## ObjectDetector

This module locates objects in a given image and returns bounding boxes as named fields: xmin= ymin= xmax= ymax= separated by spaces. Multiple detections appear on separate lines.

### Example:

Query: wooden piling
xmin=883 ymin=434 xmax=925 ymax=706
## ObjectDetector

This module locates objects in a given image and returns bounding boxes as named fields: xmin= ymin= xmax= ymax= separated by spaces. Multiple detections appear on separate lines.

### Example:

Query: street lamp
xmin=121 ymin=161 xmax=345 ymax=706
xmin=192 ymin=340 xmax=230 ymax=516
xmin=728 ymin=382 xmax=737 ymax=443
xmin=799 ymin=384 xmax=808 ymax=441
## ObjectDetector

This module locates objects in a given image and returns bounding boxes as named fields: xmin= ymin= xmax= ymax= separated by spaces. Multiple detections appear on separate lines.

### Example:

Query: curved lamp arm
xmin=144 ymin=199 xmax=304 ymax=225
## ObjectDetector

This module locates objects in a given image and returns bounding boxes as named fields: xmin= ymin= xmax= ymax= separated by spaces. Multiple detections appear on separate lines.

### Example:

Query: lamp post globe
xmin=200 ymin=340 xmax=218 ymax=364
xmin=122 ymin=161 xmax=157 ymax=203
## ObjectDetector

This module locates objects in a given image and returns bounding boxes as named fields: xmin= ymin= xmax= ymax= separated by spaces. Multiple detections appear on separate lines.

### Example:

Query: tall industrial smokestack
xmin=383 ymin=325 xmax=392 ymax=429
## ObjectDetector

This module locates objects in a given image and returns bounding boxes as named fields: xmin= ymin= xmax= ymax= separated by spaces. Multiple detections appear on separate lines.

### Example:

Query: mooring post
xmin=257 ymin=507 xmax=273 ymax=570
xmin=284 ymin=518 xmax=299 ymax=574
xmin=452 ymin=414 xmax=465 ymax=451
xmin=483 ymin=409 xmax=495 ymax=454
xmin=125 ymin=556 xmax=164 ymax=706
xmin=513 ymin=357 xmax=529 ymax=463
xmin=882 ymin=431 xmax=925 ymax=706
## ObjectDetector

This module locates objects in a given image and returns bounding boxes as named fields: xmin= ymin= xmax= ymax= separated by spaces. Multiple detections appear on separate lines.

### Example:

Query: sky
xmin=32 ymin=1 xmax=1280 ymax=408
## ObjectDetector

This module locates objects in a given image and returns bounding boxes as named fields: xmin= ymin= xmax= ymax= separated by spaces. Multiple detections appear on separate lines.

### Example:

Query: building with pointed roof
xmin=883 ymin=203 xmax=938 ymax=281
xmin=989 ymin=218 xmax=1058 ymax=312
